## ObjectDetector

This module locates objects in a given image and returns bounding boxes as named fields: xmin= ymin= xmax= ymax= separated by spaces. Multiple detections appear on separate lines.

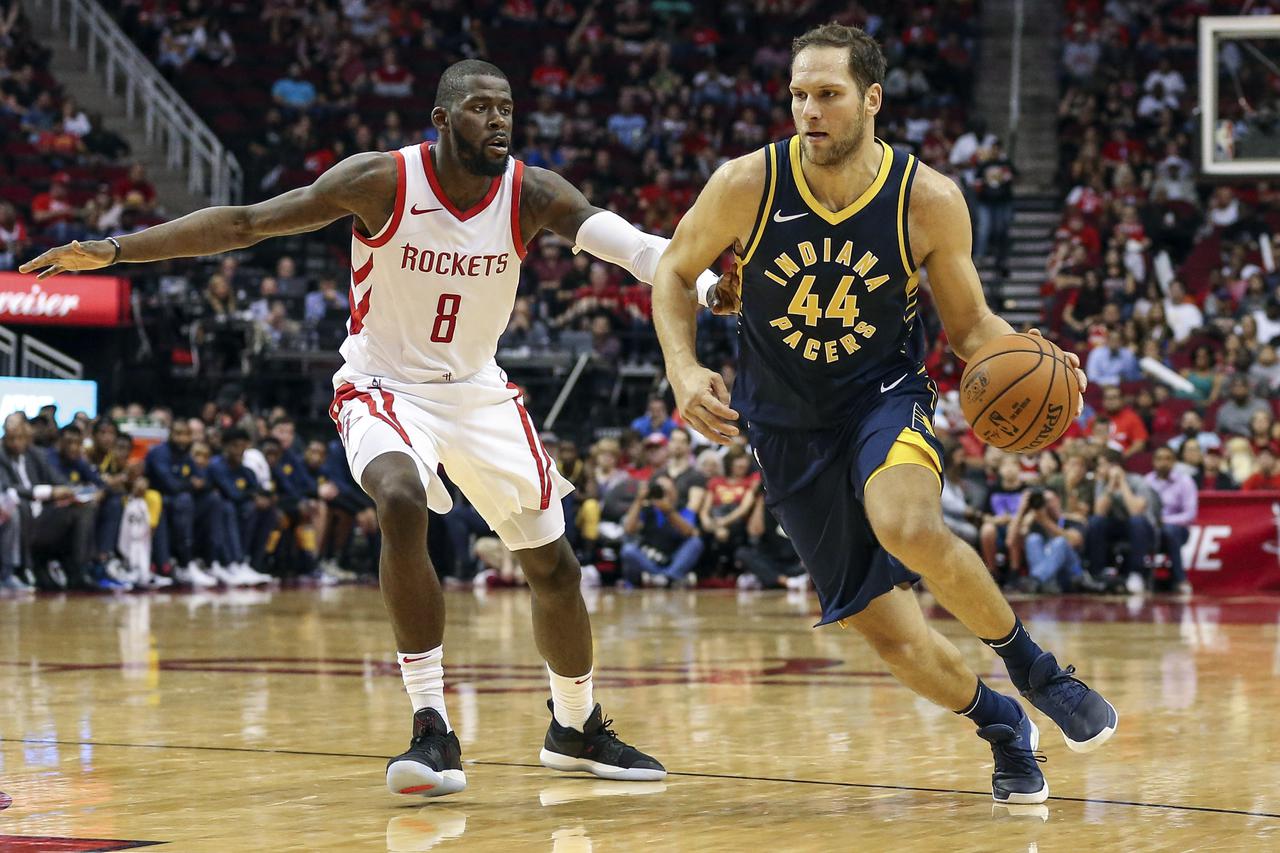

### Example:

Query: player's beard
xmin=801 ymin=112 xmax=866 ymax=168
xmin=454 ymin=131 xmax=509 ymax=177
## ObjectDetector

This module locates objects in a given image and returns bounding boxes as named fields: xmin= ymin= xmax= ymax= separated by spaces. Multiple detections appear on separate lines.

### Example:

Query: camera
xmin=1027 ymin=488 xmax=1046 ymax=511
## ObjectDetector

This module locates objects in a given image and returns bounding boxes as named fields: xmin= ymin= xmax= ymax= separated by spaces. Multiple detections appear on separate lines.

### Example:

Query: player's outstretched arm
xmin=652 ymin=153 xmax=762 ymax=446
xmin=19 ymin=152 xmax=397 ymax=279
xmin=519 ymin=165 xmax=735 ymax=313
xmin=914 ymin=164 xmax=1087 ymax=414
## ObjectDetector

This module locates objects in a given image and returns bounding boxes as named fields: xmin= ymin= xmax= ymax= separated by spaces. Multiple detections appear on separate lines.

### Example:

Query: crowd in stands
xmin=4 ymin=0 xmax=1279 ymax=600
xmin=0 ymin=2 xmax=159 ymax=265
xmin=903 ymin=0 xmax=1280 ymax=597
xmin=99 ymin=0 xmax=980 ymax=369
xmin=0 ymin=395 xmax=380 ymax=592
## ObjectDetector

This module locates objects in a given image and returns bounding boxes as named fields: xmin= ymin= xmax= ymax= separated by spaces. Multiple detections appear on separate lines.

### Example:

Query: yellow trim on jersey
xmin=863 ymin=428 xmax=942 ymax=494
xmin=788 ymin=135 xmax=893 ymax=225
xmin=896 ymin=154 xmax=917 ymax=274
xmin=740 ymin=144 xmax=779 ymax=268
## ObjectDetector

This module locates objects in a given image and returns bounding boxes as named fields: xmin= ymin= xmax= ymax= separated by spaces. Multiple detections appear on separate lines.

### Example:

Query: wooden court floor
xmin=1 ymin=586 xmax=1278 ymax=852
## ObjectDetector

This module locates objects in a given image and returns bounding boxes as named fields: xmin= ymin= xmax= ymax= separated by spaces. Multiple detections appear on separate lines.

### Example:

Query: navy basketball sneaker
xmin=1020 ymin=652 xmax=1118 ymax=753
xmin=976 ymin=703 xmax=1048 ymax=804
xmin=539 ymin=700 xmax=666 ymax=781
xmin=385 ymin=708 xmax=467 ymax=797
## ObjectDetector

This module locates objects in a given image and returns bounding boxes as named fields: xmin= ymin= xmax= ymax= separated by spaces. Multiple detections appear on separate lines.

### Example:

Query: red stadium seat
xmin=1124 ymin=451 xmax=1154 ymax=474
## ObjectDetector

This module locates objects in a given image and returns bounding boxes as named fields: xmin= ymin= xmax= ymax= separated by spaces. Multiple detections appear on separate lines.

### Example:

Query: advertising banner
xmin=1185 ymin=491 xmax=1280 ymax=594
xmin=0 ymin=273 xmax=131 ymax=327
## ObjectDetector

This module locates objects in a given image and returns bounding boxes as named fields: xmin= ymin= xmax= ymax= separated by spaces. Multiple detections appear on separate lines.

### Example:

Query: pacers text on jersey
xmin=762 ymin=238 xmax=887 ymax=364
xmin=399 ymin=244 xmax=511 ymax=277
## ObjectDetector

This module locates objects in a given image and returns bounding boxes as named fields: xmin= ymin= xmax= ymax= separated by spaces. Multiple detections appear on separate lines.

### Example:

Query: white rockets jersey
xmin=339 ymin=142 xmax=527 ymax=385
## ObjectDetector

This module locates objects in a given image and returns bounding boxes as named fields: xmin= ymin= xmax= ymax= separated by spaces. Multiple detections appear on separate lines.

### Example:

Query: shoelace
xmin=1038 ymin=664 xmax=1090 ymax=714
xmin=591 ymin=716 xmax=633 ymax=750
xmin=992 ymin=739 xmax=1048 ymax=776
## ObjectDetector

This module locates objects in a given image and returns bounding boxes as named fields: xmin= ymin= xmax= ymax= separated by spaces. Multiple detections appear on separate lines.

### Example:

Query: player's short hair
xmin=791 ymin=22 xmax=886 ymax=93
xmin=223 ymin=427 xmax=251 ymax=445
xmin=435 ymin=60 xmax=509 ymax=110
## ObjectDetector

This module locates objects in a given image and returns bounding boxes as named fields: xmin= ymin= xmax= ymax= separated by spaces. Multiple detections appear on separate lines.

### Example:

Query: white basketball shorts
xmin=329 ymin=360 xmax=573 ymax=550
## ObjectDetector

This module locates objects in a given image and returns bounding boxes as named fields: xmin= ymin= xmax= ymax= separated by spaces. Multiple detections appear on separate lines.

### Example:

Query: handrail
xmin=1007 ymin=0 xmax=1024 ymax=161
xmin=44 ymin=0 xmax=242 ymax=206
xmin=0 ymin=326 xmax=16 ymax=376
xmin=21 ymin=336 xmax=83 ymax=380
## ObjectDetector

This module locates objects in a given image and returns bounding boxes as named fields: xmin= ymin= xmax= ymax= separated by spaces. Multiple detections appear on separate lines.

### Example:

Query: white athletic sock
xmin=548 ymin=665 xmax=593 ymax=731
xmin=398 ymin=646 xmax=450 ymax=731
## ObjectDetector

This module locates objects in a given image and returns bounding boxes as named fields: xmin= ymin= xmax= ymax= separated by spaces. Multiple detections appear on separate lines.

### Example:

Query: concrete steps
xmin=29 ymin=3 xmax=205 ymax=217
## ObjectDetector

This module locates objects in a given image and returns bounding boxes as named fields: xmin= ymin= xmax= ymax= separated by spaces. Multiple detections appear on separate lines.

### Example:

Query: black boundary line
xmin=7 ymin=738 xmax=1279 ymax=821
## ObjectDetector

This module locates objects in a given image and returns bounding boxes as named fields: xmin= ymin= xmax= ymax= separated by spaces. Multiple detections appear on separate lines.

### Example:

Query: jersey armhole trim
xmin=353 ymin=150 xmax=407 ymax=248
xmin=510 ymin=159 xmax=527 ymax=260
xmin=897 ymin=153 xmax=919 ymax=276
xmin=739 ymin=143 xmax=778 ymax=268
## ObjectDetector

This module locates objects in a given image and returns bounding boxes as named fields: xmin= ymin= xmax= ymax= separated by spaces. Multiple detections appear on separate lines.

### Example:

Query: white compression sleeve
xmin=573 ymin=209 xmax=717 ymax=307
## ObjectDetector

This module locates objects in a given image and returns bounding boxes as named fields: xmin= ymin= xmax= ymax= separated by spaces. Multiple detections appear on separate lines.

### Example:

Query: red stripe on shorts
xmin=330 ymin=382 xmax=359 ymax=429
xmin=377 ymin=388 xmax=412 ymax=446
xmin=356 ymin=389 xmax=412 ymax=447
xmin=507 ymin=383 xmax=550 ymax=510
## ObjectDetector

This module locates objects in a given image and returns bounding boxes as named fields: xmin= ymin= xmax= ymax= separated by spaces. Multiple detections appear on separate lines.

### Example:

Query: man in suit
xmin=0 ymin=412 xmax=102 ymax=589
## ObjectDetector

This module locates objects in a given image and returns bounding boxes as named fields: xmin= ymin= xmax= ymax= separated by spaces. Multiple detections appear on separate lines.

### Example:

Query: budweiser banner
xmin=0 ymin=273 xmax=131 ymax=327
xmin=1185 ymin=491 xmax=1280 ymax=594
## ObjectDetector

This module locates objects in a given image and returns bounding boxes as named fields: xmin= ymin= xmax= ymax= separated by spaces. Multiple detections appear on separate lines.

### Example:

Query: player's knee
xmin=522 ymin=543 xmax=580 ymax=592
xmin=368 ymin=474 xmax=427 ymax=528
xmin=876 ymin=511 xmax=950 ymax=562
xmin=866 ymin=628 xmax=930 ymax=669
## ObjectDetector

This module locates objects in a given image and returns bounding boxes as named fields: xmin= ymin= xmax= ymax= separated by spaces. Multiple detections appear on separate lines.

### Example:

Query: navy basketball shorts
xmin=750 ymin=376 xmax=946 ymax=627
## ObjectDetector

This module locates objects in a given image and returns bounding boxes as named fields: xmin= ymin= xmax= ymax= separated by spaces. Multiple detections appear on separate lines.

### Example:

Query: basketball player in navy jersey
xmin=654 ymin=24 xmax=1117 ymax=804
xmin=23 ymin=60 xmax=738 ymax=798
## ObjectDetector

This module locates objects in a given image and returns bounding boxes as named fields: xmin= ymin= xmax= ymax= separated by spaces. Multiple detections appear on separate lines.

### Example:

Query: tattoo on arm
xmin=520 ymin=167 xmax=602 ymax=243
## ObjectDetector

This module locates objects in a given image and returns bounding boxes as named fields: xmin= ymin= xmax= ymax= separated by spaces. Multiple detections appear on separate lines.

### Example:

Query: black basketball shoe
xmin=385 ymin=708 xmax=467 ymax=797
xmin=976 ymin=703 xmax=1049 ymax=805
xmin=1020 ymin=652 xmax=1118 ymax=753
xmin=539 ymin=700 xmax=666 ymax=781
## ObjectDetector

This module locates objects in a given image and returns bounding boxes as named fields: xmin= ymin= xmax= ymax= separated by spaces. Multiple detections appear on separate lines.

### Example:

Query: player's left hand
xmin=709 ymin=239 xmax=744 ymax=316
xmin=1027 ymin=327 xmax=1086 ymax=419
xmin=19 ymin=239 xmax=115 ymax=279
xmin=671 ymin=364 xmax=739 ymax=446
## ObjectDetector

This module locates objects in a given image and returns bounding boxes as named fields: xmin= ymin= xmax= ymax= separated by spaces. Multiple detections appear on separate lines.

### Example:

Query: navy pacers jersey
xmin=734 ymin=135 xmax=925 ymax=431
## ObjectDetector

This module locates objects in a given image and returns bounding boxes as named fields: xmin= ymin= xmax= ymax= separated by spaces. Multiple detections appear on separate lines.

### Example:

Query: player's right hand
xmin=672 ymin=365 xmax=739 ymax=446
xmin=19 ymin=239 xmax=115 ymax=280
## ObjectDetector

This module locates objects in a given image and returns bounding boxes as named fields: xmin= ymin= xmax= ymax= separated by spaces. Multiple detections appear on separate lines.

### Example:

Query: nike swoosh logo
xmin=574 ymin=677 xmax=591 ymax=684
xmin=880 ymin=373 xmax=909 ymax=393
xmin=773 ymin=210 xmax=809 ymax=223
xmin=410 ymin=205 xmax=442 ymax=215
xmin=401 ymin=655 xmax=431 ymax=664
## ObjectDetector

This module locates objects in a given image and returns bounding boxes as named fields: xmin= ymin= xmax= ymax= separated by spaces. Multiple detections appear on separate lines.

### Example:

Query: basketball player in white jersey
xmin=22 ymin=59 xmax=733 ymax=798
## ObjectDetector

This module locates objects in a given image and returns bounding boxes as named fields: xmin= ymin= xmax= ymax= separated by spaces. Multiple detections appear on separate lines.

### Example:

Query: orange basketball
xmin=959 ymin=333 xmax=1079 ymax=453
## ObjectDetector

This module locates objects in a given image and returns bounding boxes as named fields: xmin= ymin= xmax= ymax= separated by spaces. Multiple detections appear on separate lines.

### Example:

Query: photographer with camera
xmin=619 ymin=472 xmax=704 ymax=588
xmin=1015 ymin=485 xmax=1104 ymax=594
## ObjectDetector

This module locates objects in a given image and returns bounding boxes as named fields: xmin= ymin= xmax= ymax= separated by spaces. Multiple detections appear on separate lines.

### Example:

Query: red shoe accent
xmin=399 ymin=784 xmax=435 ymax=794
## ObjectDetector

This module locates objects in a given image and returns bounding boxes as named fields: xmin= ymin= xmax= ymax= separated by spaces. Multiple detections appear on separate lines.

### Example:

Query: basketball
xmin=959 ymin=333 xmax=1078 ymax=453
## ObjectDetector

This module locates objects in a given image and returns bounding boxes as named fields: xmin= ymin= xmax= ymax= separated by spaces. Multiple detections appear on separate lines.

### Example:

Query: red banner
xmin=1185 ymin=491 xmax=1280 ymax=594
xmin=0 ymin=273 xmax=131 ymax=327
